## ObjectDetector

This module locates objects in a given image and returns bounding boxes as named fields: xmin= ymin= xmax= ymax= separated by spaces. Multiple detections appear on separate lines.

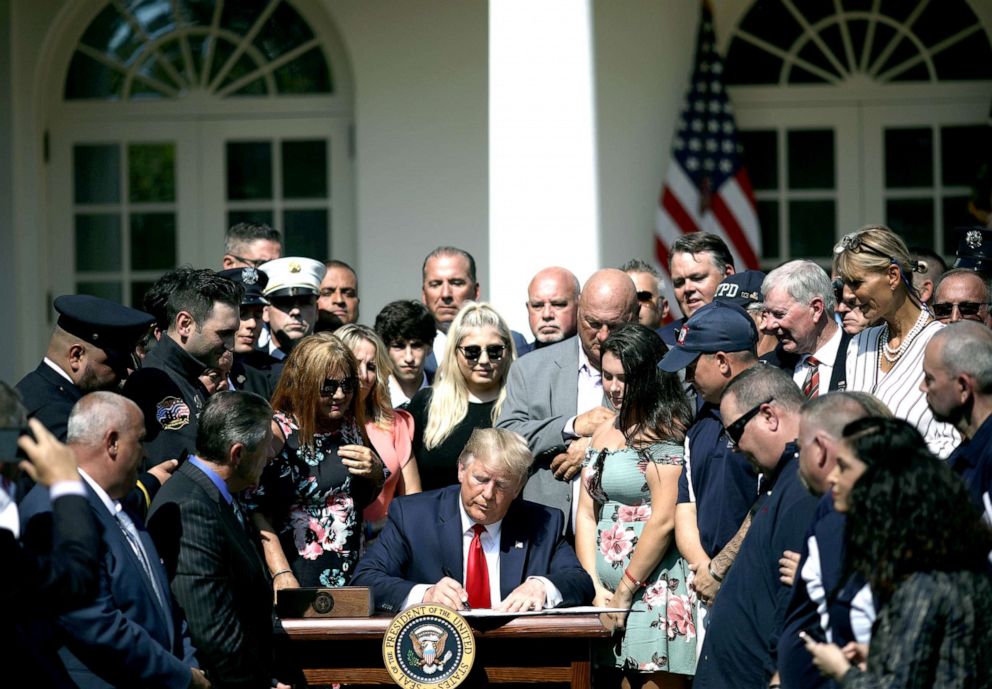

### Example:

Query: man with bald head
xmin=526 ymin=266 xmax=580 ymax=349
xmin=498 ymin=269 xmax=638 ymax=532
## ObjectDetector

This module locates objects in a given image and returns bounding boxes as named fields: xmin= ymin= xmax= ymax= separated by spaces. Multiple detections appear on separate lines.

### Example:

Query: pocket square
xmin=515 ymin=541 xmax=524 ymax=549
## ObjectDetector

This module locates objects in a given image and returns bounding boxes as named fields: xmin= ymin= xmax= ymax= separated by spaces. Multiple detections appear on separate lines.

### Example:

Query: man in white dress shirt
xmin=762 ymin=261 xmax=850 ymax=397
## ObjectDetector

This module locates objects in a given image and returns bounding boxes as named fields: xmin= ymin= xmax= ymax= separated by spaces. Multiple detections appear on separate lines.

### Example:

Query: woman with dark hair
xmin=805 ymin=416 xmax=992 ymax=688
xmin=248 ymin=333 xmax=386 ymax=590
xmin=575 ymin=324 xmax=697 ymax=687
xmin=833 ymin=225 xmax=958 ymax=457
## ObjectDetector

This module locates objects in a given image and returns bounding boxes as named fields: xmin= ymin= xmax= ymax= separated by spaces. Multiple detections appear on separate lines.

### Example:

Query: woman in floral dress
xmin=575 ymin=324 xmax=697 ymax=688
xmin=249 ymin=333 xmax=386 ymax=591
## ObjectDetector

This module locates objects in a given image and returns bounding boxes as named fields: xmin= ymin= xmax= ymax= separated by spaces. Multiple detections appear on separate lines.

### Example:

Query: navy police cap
xmin=54 ymin=295 xmax=154 ymax=371
xmin=218 ymin=267 xmax=270 ymax=306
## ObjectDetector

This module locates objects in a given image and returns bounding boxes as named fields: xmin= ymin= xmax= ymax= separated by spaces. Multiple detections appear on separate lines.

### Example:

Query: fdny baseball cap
xmin=259 ymin=257 xmax=325 ymax=298
xmin=658 ymin=300 xmax=758 ymax=372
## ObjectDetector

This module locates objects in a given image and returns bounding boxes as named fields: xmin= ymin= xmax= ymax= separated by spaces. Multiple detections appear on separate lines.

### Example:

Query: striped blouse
xmin=845 ymin=320 xmax=960 ymax=459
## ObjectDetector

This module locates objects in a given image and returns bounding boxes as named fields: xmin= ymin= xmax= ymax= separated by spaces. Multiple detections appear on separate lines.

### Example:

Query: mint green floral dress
xmin=584 ymin=441 xmax=697 ymax=675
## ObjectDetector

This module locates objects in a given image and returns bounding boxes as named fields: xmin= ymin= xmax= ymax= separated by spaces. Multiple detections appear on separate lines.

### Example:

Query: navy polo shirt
xmin=778 ymin=495 xmax=874 ymax=689
xmin=678 ymin=400 xmax=760 ymax=557
xmin=694 ymin=444 xmax=820 ymax=689
xmin=947 ymin=414 xmax=992 ymax=525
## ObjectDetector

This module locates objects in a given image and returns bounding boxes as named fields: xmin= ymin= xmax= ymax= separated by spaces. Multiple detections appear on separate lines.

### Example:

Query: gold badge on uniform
xmin=382 ymin=604 xmax=475 ymax=687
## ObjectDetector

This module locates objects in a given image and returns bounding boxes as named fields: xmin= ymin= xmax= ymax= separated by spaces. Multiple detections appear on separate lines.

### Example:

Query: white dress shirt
xmin=792 ymin=326 xmax=842 ymax=394
xmin=563 ymin=340 xmax=603 ymax=441
xmin=401 ymin=499 xmax=563 ymax=609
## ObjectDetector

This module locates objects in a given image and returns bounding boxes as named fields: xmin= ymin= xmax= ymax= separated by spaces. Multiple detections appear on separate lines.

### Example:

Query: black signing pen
xmin=441 ymin=567 xmax=471 ymax=610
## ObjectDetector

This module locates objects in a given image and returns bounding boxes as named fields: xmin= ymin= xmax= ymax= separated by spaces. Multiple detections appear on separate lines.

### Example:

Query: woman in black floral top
xmin=248 ymin=333 xmax=386 ymax=591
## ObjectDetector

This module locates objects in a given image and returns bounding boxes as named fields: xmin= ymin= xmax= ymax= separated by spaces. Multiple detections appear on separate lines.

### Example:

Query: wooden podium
xmin=276 ymin=613 xmax=609 ymax=687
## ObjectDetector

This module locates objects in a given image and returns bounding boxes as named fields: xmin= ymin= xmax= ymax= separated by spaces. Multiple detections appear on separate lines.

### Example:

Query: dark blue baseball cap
xmin=714 ymin=270 xmax=765 ymax=309
xmin=658 ymin=300 xmax=758 ymax=372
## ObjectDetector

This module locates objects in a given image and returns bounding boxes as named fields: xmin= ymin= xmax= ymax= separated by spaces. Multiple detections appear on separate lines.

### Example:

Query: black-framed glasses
xmin=319 ymin=377 xmax=358 ymax=396
xmin=636 ymin=290 xmax=655 ymax=303
xmin=933 ymin=301 xmax=990 ymax=320
xmin=226 ymin=254 xmax=267 ymax=268
xmin=457 ymin=344 xmax=506 ymax=363
xmin=724 ymin=397 xmax=773 ymax=447
xmin=832 ymin=233 xmax=894 ymax=263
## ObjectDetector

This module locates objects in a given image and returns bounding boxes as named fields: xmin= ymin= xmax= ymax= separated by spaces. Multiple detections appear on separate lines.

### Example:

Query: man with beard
xmin=123 ymin=269 xmax=241 ymax=468
xmin=17 ymin=295 xmax=154 ymax=441
xmin=923 ymin=321 xmax=992 ymax=524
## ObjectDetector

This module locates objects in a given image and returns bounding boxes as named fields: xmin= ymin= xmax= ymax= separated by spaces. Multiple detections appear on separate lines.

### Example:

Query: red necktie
xmin=465 ymin=524 xmax=491 ymax=608
xmin=802 ymin=356 xmax=821 ymax=399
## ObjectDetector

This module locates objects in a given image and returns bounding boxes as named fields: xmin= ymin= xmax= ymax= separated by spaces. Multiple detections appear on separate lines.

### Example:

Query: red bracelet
xmin=623 ymin=568 xmax=645 ymax=590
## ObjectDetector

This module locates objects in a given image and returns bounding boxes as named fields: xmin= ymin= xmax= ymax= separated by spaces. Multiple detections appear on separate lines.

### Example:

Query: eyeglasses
xmin=724 ymin=397 xmax=773 ymax=447
xmin=636 ymin=290 xmax=656 ymax=303
xmin=226 ymin=254 xmax=267 ymax=268
xmin=457 ymin=344 xmax=506 ymax=363
xmin=831 ymin=278 xmax=845 ymax=305
xmin=932 ymin=301 xmax=990 ymax=321
xmin=319 ymin=377 xmax=358 ymax=396
xmin=833 ymin=233 xmax=894 ymax=263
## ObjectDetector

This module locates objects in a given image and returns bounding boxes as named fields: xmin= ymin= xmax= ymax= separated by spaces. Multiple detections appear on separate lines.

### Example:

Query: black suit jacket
xmin=148 ymin=462 xmax=273 ymax=689
xmin=767 ymin=330 xmax=852 ymax=393
xmin=350 ymin=486 xmax=594 ymax=613
xmin=19 ymin=482 xmax=198 ymax=689
xmin=1 ymin=492 xmax=101 ymax=687
xmin=15 ymin=362 xmax=83 ymax=441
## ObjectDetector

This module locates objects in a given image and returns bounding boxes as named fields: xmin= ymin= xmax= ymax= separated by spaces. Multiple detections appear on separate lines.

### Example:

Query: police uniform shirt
xmin=677 ymin=400 xmax=760 ymax=557
xmin=15 ymin=358 xmax=83 ymax=441
xmin=123 ymin=336 xmax=209 ymax=469
xmin=947 ymin=414 xmax=992 ymax=525
xmin=693 ymin=444 xmax=820 ymax=689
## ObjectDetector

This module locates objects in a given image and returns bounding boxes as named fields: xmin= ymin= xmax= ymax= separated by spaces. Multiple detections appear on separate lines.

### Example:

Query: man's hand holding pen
xmin=423 ymin=575 xmax=472 ymax=611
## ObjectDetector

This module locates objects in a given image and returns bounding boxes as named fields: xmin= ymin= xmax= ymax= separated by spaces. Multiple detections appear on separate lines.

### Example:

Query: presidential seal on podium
xmin=382 ymin=604 xmax=476 ymax=687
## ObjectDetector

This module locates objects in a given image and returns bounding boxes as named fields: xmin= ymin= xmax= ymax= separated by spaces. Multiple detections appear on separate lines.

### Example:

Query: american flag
xmin=655 ymin=2 xmax=761 ymax=283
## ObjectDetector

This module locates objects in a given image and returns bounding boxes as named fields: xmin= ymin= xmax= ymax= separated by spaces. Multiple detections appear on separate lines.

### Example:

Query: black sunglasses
xmin=831 ymin=278 xmax=845 ymax=305
xmin=457 ymin=344 xmax=506 ymax=363
xmin=636 ymin=290 xmax=655 ymax=303
xmin=933 ymin=301 xmax=990 ymax=320
xmin=226 ymin=254 xmax=267 ymax=268
xmin=319 ymin=377 xmax=358 ymax=396
xmin=724 ymin=397 xmax=773 ymax=447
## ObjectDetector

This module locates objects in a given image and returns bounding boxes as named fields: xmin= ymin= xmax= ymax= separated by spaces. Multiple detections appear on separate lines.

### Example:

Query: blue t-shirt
xmin=947 ymin=414 xmax=992 ymax=525
xmin=678 ymin=400 xmax=760 ymax=556
xmin=694 ymin=444 xmax=820 ymax=689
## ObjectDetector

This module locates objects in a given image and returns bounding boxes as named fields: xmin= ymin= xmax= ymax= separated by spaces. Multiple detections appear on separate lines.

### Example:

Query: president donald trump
xmin=351 ymin=428 xmax=593 ymax=613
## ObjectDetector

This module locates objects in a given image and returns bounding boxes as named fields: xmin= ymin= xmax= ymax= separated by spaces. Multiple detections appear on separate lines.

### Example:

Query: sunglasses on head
xmin=933 ymin=301 xmax=990 ymax=320
xmin=724 ymin=397 xmax=773 ymax=447
xmin=833 ymin=233 xmax=894 ymax=263
xmin=319 ymin=377 xmax=358 ymax=396
xmin=457 ymin=344 xmax=506 ymax=363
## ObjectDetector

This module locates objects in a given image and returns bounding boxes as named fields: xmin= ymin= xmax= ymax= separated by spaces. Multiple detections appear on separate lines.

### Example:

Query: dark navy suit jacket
xmin=20 ymin=481 xmax=198 ymax=689
xmin=351 ymin=485 xmax=594 ymax=613
xmin=15 ymin=362 xmax=83 ymax=441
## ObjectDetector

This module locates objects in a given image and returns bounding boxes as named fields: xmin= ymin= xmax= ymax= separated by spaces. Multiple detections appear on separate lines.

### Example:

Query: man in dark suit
xmin=0 ymin=382 xmax=102 ymax=687
xmin=761 ymin=260 xmax=851 ymax=397
xmin=148 ymin=390 xmax=286 ymax=689
xmin=352 ymin=428 xmax=594 ymax=613
xmin=16 ymin=295 xmax=154 ymax=441
xmin=19 ymin=392 xmax=205 ymax=689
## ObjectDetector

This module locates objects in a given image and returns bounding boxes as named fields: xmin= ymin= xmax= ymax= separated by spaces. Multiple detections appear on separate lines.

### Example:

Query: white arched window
xmin=50 ymin=0 xmax=353 ymax=305
xmin=723 ymin=0 xmax=992 ymax=265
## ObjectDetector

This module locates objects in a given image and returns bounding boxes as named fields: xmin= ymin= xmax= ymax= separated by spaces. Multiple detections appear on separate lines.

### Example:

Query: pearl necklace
xmin=878 ymin=308 xmax=930 ymax=364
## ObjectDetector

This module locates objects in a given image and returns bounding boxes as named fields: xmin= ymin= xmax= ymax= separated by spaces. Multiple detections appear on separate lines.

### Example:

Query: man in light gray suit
xmin=497 ymin=269 xmax=638 ymax=532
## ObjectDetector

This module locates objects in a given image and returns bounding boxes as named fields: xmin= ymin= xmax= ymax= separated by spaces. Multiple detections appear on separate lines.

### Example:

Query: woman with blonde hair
xmin=335 ymin=324 xmax=421 ymax=536
xmin=407 ymin=302 xmax=516 ymax=490
xmin=833 ymin=225 xmax=959 ymax=457
xmin=248 ymin=332 xmax=386 ymax=590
